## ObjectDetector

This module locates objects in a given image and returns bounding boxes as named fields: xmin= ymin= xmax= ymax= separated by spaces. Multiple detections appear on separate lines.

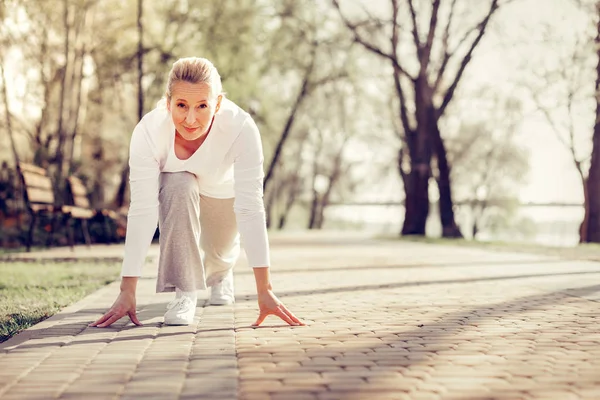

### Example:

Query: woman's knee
xmin=203 ymin=233 xmax=240 ymax=262
xmin=159 ymin=172 xmax=199 ymax=204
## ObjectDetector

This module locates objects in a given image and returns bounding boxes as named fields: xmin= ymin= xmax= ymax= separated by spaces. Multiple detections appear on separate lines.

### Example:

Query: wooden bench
xmin=66 ymin=175 xmax=127 ymax=243
xmin=19 ymin=163 xmax=93 ymax=251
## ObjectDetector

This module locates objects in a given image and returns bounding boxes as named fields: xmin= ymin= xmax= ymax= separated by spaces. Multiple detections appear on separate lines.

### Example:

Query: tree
xmin=529 ymin=0 xmax=600 ymax=243
xmin=521 ymin=13 xmax=593 ymax=242
xmin=449 ymin=124 xmax=529 ymax=238
xmin=305 ymin=83 xmax=362 ymax=230
xmin=332 ymin=0 xmax=511 ymax=237
xmin=260 ymin=0 xmax=351 ymax=195
xmin=586 ymin=0 xmax=600 ymax=242
xmin=3 ymin=0 xmax=95 ymax=203
xmin=444 ymin=87 xmax=528 ymax=238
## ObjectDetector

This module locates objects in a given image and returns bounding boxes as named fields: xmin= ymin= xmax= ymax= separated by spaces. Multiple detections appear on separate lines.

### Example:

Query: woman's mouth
xmin=183 ymin=126 xmax=198 ymax=133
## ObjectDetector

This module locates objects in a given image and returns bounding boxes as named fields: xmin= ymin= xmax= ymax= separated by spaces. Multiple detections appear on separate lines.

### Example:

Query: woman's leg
xmin=199 ymin=195 xmax=240 ymax=303
xmin=156 ymin=172 xmax=206 ymax=293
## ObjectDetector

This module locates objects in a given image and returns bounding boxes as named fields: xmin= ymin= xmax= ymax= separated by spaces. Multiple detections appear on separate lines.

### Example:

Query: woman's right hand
xmin=89 ymin=290 xmax=142 ymax=328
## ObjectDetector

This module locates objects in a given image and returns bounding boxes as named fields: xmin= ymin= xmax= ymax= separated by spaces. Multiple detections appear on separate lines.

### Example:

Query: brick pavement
xmin=1 ymin=232 xmax=600 ymax=400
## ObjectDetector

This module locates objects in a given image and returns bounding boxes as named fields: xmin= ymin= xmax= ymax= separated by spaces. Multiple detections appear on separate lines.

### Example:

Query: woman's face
xmin=167 ymin=81 xmax=222 ymax=141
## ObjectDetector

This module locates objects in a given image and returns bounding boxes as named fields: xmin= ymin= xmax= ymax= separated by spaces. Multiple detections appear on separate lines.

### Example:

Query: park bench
xmin=19 ymin=163 xmax=93 ymax=251
xmin=65 ymin=175 xmax=125 ymax=244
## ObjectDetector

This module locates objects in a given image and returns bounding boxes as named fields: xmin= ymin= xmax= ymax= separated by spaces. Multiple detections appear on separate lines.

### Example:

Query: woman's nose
xmin=185 ymin=110 xmax=196 ymax=124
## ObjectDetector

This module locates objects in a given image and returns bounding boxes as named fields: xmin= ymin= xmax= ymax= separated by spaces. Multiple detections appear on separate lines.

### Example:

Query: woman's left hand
xmin=253 ymin=290 xmax=304 ymax=327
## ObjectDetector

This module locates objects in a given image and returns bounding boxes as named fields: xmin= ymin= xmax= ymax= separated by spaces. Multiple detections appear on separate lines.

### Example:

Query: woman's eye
xmin=177 ymin=103 xmax=186 ymax=108
xmin=199 ymin=104 xmax=208 ymax=109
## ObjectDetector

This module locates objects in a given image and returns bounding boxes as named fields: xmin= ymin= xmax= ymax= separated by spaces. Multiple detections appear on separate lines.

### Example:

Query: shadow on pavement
xmin=251 ymin=283 xmax=600 ymax=398
xmin=233 ymin=257 xmax=588 ymax=275
xmin=236 ymin=269 xmax=600 ymax=302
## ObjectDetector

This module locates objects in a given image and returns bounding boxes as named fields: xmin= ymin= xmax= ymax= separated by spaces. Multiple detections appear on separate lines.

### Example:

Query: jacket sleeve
xmin=120 ymin=121 xmax=160 ymax=277
xmin=231 ymin=117 xmax=270 ymax=268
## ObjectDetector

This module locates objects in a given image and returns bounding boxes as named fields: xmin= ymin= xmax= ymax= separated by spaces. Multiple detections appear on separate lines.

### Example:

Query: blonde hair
xmin=165 ymin=57 xmax=223 ymax=101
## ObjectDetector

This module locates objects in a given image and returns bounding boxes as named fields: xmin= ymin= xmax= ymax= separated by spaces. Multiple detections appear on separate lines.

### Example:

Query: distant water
xmin=324 ymin=204 xmax=584 ymax=247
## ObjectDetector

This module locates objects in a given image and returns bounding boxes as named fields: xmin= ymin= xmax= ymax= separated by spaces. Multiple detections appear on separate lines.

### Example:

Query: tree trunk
xmin=137 ymin=0 xmax=144 ymax=122
xmin=264 ymin=175 xmax=281 ymax=229
xmin=277 ymin=189 xmax=295 ymax=229
xmin=402 ymin=77 xmax=431 ymax=236
xmin=112 ymin=0 xmax=144 ymax=210
xmin=91 ymin=137 xmax=105 ymax=208
xmin=315 ymin=149 xmax=345 ymax=230
xmin=1 ymin=64 xmax=18 ymax=168
xmin=430 ymin=106 xmax=463 ymax=238
xmin=579 ymin=176 xmax=589 ymax=243
xmin=401 ymin=169 xmax=430 ymax=235
xmin=53 ymin=0 xmax=71 ymax=193
xmin=315 ymin=195 xmax=327 ymax=230
xmin=1 ymin=63 xmax=23 ymax=230
xmin=66 ymin=7 xmax=89 ymax=176
xmin=307 ymin=189 xmax=320 ymax=230
xmin=586 ymin=134 xmax=600 ymax=242
xmin=112 ymin=166 xmax=129 ymax=210
xmin=277 ymin=176 xmax=300 ymax=230
xmin=584 ymin=2 xmax=600 ymax=243
xmin=277 ymin=213 xmax=287 ymax=230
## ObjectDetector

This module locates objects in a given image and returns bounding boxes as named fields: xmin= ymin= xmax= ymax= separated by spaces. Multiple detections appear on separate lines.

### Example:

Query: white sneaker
xmin=209 ymin=270 xmax=235 ymax=305
xmin=164 ymin=292 xmax=197 ymax=325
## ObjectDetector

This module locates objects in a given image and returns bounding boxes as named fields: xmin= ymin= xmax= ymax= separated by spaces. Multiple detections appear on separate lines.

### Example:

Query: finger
xmin=129 ymin=311 xmax=143 ymax=326
xmin=97 ymin=313 xmax=123 ymax=328
xmin=279 ymin=304 xmax=304 ymax=326
xmin=274 ymin=308 xmax=296 ymax=326
xmin=89 ymin=312 xmax=112 ymax=327
xmin=252 ymin=311 xmax=270 ymax=327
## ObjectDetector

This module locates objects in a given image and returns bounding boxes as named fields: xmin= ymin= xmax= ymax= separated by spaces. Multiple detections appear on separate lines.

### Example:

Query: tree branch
xmin=331 ymin=0 xmax=414 ymax=81
xmin=406 ymin=0 xmax=422 ymax=59
xmin=422 ymin=0 xmax=441 ymax=73
xmin=390 ymin=0 xmax=413 ymax=140
xmin=432 ymin=0 xmax=458 ymax=92
xmin=437 ymin=0 xmax=499 ymax=118
xmin=264 ymin=45 xmax=317 ymax=191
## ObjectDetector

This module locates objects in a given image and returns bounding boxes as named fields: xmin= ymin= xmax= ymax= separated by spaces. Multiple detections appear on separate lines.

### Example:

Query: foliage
xmin=444 ymin=87 xmax=530 ymax=238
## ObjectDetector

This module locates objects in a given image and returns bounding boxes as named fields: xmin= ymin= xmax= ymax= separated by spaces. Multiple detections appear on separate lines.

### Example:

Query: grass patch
xmin=388 ymin=235 xmax=600 ymax=262
xmin=0 ymin=261 xmax=121 ymax=343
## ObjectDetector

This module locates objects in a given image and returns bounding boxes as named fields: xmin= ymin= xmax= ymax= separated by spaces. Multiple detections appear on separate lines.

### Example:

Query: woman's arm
xmin=231 ymin=118 xmax=271 ymax=268
xmin=232 ymin=116 xmax=303 ymax=326
xmin=91 ymin=118 xmax=161 ymax=328
xmin=120 ymin=122 xmax=161 ymax=277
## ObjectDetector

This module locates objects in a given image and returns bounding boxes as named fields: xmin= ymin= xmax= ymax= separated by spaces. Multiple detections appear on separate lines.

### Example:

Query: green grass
xmin=0 ymin=246 xmax=46 ymax=256
xmin=0 ymin=261 xmax=121 ymax=343
xmin=391 ymin=236 xmax=600 ymax=262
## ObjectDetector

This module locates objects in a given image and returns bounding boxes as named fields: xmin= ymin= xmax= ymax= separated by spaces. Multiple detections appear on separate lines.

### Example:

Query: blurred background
xmin=0 ymin=0 xmax=599 ymax=249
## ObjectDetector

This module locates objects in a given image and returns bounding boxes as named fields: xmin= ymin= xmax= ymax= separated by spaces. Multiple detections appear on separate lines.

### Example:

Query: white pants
xmin=156 ymin=172 xmax=240 ymax=293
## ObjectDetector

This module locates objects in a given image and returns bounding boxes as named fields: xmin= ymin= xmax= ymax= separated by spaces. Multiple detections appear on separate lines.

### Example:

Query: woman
xmin=90 ymin=57 xmax=302 ymax=327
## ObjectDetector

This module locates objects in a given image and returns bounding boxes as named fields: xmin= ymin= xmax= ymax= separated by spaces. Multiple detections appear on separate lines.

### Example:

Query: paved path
xmin=1 ymin=232 xmax=600 ymax=400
